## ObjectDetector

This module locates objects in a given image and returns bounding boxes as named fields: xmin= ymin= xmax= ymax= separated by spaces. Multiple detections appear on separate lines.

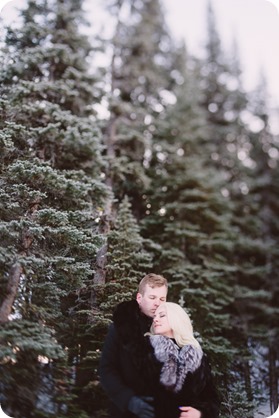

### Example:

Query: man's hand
xmin=128 ymin=396 xmax=154 ymax=418
xmin=179 ymin=406 xmax=201 ymax=418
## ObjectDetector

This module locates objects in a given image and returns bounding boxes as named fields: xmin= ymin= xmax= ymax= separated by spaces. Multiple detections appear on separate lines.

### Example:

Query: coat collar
xmin=113 ymin=299 xmax=152 ymax=347
xmin=149 ymin=335 xmax=203 ymax=392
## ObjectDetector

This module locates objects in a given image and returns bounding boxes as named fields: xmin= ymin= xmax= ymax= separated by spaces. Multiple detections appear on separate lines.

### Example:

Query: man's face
xmin=136 ymin=284 xmax=167 ymax=317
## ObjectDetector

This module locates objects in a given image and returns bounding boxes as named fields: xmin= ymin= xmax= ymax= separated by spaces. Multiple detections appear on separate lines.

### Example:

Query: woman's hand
xmin=179 ymin=406 xmax=201 ymax=418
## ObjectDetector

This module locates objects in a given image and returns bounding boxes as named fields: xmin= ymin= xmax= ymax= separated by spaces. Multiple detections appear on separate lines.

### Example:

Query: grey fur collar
xmin=149 ymin=335 xmax=203 ymax=393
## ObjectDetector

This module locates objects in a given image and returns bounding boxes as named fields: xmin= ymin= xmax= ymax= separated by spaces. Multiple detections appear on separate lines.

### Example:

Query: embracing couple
xmin=99 ymin=273 xmax=220 ymax=418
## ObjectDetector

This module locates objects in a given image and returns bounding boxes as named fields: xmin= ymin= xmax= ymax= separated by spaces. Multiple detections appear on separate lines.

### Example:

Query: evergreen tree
xmin=197 ymin=2 xmax=278 ymax=413
xmin=0 ymin=0 xmax=108 ymax=416
xmin=1 ymin=0 xmax=277 ymax=416
xmin=101 ymin=0 xmax=175 ymax=218
xmin=199 ymin=1 xmax=249 ymax=177
xmin=238 ymin=76 xmax=279 ymax=413
xmin=222 ymin=380 xmax=255 ymax=418
xmin=93 ymin=0 xmax=177 ymax=292
xmin=79 ymin=196 xmax=153 ymax=417
xmin=140 ymin=43 xmax=236 ymax=385
xmin=104 ymin=195 xmax=153 ymax=308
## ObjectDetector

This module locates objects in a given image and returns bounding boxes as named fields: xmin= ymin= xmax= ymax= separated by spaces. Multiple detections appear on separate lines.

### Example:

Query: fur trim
xmin=149 ymin=335 xmax=203 ymax=393
xmin=112 ymin=300 xmax=159 ymax=381
xmin=113 ymin=300 xmax=152 ymax=347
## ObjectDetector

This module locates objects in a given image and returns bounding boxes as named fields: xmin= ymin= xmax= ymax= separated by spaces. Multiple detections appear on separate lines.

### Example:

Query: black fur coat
xmin=99 ymin=300 xmax=220 ymax=418
xmin=99 ymin=300 xmax=158 ymax=418
xmin=149 ymin=335 xmax=220 ymax=418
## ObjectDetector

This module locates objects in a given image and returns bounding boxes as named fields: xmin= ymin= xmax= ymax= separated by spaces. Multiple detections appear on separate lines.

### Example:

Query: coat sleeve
xmin=191 ymin=355 xmax=220 ymax=418
xmin=99 ymin=323 xmax=134 ymax=413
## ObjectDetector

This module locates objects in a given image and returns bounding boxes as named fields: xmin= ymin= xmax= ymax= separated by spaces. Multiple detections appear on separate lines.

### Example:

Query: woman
xmin=146 ymin=302 xmax=220 ymax=418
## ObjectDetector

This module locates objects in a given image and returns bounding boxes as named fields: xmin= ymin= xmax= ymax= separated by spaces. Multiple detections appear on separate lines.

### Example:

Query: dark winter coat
xmin=149 ymin=335 xmax=220 ymax=418
xmin=99 ymin=300 xmax=156 ymax=418
xmin=99 ymin=300 xmax=220 ymax=418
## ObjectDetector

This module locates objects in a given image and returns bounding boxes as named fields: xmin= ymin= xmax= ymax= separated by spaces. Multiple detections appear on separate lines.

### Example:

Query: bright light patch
xmin=221 ymin=188 xmax=229 ymax=197
xmin=159 ymin=89 xmax=177 ymax=105
xmin=0 ymin=404 xmax=14 ymax=418
xmin=208 ymin=103 xmax=218 ymax=113
xmin=237 ymin=150 xmax=247 ymax=161
xmin=0 ymin=0 xmax=12 ymax=12
xmin=268 ymin=147 xmax=279 ymax=159
xmin=266 ymin=0 xmax=279 ymax=13
xmin=38 ymin=355 xmax=49 ymax=364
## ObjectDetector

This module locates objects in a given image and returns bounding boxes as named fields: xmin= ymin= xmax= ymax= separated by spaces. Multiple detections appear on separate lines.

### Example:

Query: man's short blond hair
xmin=138 ymin=273 xmax=168 ymax=295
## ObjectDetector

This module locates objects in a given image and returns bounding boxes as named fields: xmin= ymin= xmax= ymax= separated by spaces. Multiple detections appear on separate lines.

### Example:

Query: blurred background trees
xmin=0 ymin=0 xmax=278 ymax=417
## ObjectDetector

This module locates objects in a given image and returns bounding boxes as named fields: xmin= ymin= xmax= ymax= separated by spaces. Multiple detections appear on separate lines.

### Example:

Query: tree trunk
xmin=0 ymin=262 xmax=23 ymax=323
xmin=0 ymin=198 xmax=40 ymax=322
xmin=243 ymin=358 xmax=253 ymax=402
xmin=91 ymin=1 xmax=125 ymax=301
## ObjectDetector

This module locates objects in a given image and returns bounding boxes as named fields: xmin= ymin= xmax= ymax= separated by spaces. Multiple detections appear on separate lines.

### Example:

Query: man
xmin=99 ymin=273 xmax=205 ymax=418
xmin=99 ymin=273 xmax=168 ymax=418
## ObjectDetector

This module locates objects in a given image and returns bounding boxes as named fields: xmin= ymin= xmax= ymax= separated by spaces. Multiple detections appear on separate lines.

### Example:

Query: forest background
xmin=0 ymin=0 xmax=278 ymax=417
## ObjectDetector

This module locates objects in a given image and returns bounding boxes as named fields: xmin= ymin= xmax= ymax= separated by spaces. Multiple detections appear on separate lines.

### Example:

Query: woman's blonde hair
xmin=150 ymin=302 xmax=200 ymax=349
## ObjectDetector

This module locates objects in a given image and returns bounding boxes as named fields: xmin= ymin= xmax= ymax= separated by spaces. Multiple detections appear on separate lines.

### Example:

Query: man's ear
xmin=136 ymin=292 xmax=142 ymax=304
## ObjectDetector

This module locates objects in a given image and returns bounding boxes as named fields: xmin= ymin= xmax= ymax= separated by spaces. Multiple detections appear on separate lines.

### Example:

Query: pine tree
xmin=139 ymin=42 xmax=236 ymax=388
xmin=237 ymin=76 xmax=279 ymax=413
xmin=101 ymin=0 xmax=175 ymax=218
xmin=222 ymin=380 xmax=255 ymax=418
xmin=199 ymin=1 xmax=249 ymax=176
xmin=93 ymin=0 xmax=177 ymax=294
xmin=0 ymin=0 xmax=108 ymax=416
xmin=197 ymin=2 xmax=279 ymax=413
xmin=73 ymin=196 xmax=153 ymax=417
xmin=103 ymin=195 xmax=153 ymax=310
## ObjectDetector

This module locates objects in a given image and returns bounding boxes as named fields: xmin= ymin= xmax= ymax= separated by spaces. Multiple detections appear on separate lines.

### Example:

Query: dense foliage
xmin=0 ymin=0 xmax=278 ymax=417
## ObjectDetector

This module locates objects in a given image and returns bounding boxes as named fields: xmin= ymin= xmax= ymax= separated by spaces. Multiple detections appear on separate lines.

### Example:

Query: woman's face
xmin=152 ymin=306 xmax=174 ymax=338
